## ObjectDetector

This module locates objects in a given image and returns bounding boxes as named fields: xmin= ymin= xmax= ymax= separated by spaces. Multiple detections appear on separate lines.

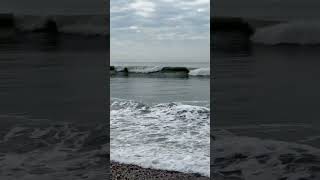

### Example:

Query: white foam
xmin=189 ymin=68 xmax=210 ymax=76
xmin=110 ymin=98 xmax=210 ymax=176
xmin=0 ymin=121 xmax=108 ymax=179
xmin=114 ymin=66 xmax=164 ymax=73
xmin=252 ymin=21 xmax=320 ymax=45
xmin=213 ymin=128 xmax=320 ymax=180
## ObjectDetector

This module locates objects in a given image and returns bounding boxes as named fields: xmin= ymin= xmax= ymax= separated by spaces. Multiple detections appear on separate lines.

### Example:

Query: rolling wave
xmin=252 ymin=21 xmax=320 ymax=45
xmin=213 ymin=17 xmax=320 ymax=46
xmin=189 ymin=68 xmax=210 ymax=76
xmin=110 ymin=66 xmax=210 ymax=77
xmin=0 ymin=14 xmax=108 ymax=36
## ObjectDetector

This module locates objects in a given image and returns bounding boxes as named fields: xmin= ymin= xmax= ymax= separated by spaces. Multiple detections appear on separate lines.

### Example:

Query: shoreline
xmin=111 ymin=161 xmax=210 ymax=180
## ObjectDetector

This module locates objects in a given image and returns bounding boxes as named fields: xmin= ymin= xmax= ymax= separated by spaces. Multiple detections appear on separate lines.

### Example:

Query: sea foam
xmin=0 ymin=117 xmax=108 ymax=179
xmin=213 ymin=128 xmax=320 ymax=180
xmin=189 ymin=68 xmax=210 ymax=76
xmin=110 ymin=98 xmax=210 ymax=176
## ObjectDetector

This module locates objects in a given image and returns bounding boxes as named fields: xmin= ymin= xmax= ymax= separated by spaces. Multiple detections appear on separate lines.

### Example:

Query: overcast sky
xmin=110 ymin=0 xmax=210 ymax=62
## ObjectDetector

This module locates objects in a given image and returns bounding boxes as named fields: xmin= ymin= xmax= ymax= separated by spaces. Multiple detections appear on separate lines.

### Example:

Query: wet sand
xmin=111 ymin=162 xmax=210 ymax=180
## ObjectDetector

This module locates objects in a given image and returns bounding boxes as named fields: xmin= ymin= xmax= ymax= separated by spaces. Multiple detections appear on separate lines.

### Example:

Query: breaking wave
xmin=110 ymin=98 xmax=210 ymax=176
xmin=110 ymin=66 xmax=210 ymax=77
xmin=252 ymin=21 xmax=320 ymax=45
xmin=189 ymin=67 xmax=210 ymax=76
xmin=1 ymin=14 xmax=108 ymax=36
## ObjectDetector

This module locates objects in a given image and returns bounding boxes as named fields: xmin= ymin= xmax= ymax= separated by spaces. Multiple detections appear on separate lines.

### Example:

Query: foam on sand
xmin=111 ymin=98 xmax=210 ymax=177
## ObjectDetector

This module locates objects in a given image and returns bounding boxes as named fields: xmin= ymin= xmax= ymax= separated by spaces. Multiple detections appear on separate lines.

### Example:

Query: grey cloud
xmin=111 ymin=0 xmax=210 ymax=61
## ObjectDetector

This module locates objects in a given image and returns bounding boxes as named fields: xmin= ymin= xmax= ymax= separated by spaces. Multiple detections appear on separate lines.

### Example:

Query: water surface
xmin=213 ymin=31 xmax=320 ymax=147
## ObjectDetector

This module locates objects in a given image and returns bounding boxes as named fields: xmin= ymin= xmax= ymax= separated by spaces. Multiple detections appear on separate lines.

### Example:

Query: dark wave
xmin=212 ymin=16 xmax=282 ymax=37
xmin=212 ymin=16 xmax=255 ymax=36
xmin=110 ymin=66 xmax=210 ymax=77
xmin=0 ymin=13 xmax=108 ymax=36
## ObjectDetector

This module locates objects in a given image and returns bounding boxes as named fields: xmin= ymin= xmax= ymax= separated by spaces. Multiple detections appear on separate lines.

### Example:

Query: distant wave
xmin=213 ymin=128 xmax=320 ymax=180
xmin=0 ymin=14 xmax=108 ymax=36
xmin=252 ymin=21 xmax=320 ymax=45
xmin=110 ymin=65 xmax=210 ymax=77
xmin=213 ymin=17 xmax=320 ymax=46
xmin=111 ymin=98 xmax=210 ymax=176
xmin=212 ymin=16 xmax=280 ymax=35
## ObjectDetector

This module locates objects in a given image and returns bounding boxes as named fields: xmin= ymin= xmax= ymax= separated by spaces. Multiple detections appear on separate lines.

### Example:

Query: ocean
xmin=110 ymin=61 xmax=210 ymax=176
xmin=213 ymin=19 xmax=320 ymax=179
xmin=0 ymin=14 xmax=108 ymax=179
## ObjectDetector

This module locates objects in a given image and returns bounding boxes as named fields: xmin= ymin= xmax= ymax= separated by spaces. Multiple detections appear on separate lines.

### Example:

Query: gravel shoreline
xmin=111 ymin=162 xmax=210 ymax=180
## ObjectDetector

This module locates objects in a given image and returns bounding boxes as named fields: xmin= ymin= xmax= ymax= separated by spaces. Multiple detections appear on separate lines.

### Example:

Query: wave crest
xmin=189 ymin=68 xmax=210 ymax=76
xmin=110 ymin=66 xmax=209 ymax=77
xmin=5 ymin=14 xmax=108 ymax=36
xmin=252 ymin=21 xmax=320 ymax=45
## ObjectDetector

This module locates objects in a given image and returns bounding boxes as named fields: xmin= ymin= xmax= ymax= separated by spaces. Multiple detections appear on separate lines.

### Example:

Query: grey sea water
xmin=212 ymin=22 xmax=320 ymax=179
xmin=111 ymin=61 xmax=210 ymax=106
xmin=110 ymin=61 xmax=210 ymax=176
xmin=214 ymin=31 xmax=320 ymax=147
xmin=0 ymin=31 xmax=108 ymax=179
xmin=0 ymin=33 xmax=106 ymax=123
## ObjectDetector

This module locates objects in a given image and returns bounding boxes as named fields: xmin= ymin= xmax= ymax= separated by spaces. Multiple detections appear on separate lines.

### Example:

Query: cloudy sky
xmin=110 ymin=0 xmax=210 ymax=62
